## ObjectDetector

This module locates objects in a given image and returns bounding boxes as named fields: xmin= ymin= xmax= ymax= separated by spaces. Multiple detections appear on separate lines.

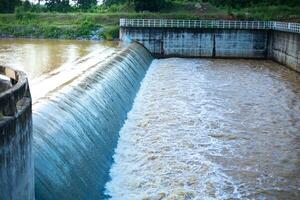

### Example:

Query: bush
xmin=134 ymin=0 xmax=166 ymax=12
xmin=15 ymin=6 xmax=35 ymax=20
xmin=75 ymin=18 xmax=101 ymax=37
xmin=101 ymin=26 xmax=119 ymax=40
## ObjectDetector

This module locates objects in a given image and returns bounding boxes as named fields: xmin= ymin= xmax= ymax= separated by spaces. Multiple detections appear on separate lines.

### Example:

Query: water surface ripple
xmin=106 ymin=58 xmax=300 ymax=199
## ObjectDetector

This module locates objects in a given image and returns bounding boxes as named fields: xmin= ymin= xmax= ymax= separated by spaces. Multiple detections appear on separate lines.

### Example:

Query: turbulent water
xmin=106 ymin=58 xmax=300 ymax=199
xmin=33 ymin=43 xmax=153 ymax=200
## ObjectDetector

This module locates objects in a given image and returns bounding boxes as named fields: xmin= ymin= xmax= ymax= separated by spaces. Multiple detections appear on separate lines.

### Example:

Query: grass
xmin=0 ymin=2 xmax=299 ymax=40
xmin=233 ymin=5 xmax=300 ymax=21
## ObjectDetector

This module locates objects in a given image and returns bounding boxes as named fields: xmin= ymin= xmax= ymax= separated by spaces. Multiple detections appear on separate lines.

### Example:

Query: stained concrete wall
xmin=120 ymin=27 xmax=269 ymax=58
xmin=0 ymin=68 xmax=34 ymax=200
xmin=269 ymin=31 xmax=300 ymax=72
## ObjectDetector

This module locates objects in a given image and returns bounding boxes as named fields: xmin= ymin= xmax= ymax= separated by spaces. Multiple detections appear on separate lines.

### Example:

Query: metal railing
xmin=120 ymin=19 xmax=300 ymax=34
xmin=272 ymin=21 xmax=300 ymax=33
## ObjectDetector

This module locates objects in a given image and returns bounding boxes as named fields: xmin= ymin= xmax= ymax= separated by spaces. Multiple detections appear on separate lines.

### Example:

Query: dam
xmin=120 ymin=19 xmax=300 ymax=72
xmin=0 ymin=19 xmax=299 ymax=199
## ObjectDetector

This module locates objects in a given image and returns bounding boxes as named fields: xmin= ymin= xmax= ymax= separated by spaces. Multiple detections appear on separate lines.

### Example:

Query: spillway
xmin=106 ymin=58 xmax=300 ymax=199
xmin=31 ymin=41 xmax=300 ymax=199
xmin=33 ymin=43 xmax=153 ymax=199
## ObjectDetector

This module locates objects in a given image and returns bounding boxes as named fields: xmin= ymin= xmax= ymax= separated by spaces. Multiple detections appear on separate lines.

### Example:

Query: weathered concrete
xmin=120 ymin=19 xmax=300 ymax=72
xmin=0 ymin=78 xmax=12 ymax=93
xmin=269 ymin=31 xmax=300 ymax=72
xmin=0 ymin=66 xmax=33 ymax=200
xmin=120 ymin=28 xmax=268 ymax=58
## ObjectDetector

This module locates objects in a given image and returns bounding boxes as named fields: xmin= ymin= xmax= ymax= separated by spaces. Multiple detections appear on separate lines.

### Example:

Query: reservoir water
xmin=0 ymin=39 xmax=119 ymax=101
xmin=0 ymin=38 xmax=118 ymax=80
xmin=106 ymin=58 xmax=300 ymax=199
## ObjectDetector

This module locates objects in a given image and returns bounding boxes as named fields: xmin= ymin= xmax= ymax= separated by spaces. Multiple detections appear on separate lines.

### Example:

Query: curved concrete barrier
xmin=0 ymin=66 xmax=33 ymax=200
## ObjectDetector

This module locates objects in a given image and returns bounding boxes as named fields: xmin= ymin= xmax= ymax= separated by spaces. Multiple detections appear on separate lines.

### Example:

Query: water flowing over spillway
xmin=33 ymin=43 xmax=153 ymax=200
xmin=106 ymin=58 xmax=300 ymax=199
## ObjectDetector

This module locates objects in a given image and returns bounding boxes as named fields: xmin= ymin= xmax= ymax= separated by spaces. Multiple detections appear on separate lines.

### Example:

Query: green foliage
xmin=101 ymin=25 xmax=119 ymax=40
xmin=103 ymin=0 xmax=127 ymax=6
xmin=133 ymin=0 xmax=166 ymax=12
xmin=0 ymin=0 xmax=21 ymax=13
xmin=23 ymin=1 xmax=31 ymax=12
xmin=234 ymin=5 xmax=300 ymax=21
xmin=15 ymin=7 xmax=36 ymax=20
xmin=45 ymin=0 xmax=71 ymax=12
xmin=106 ymin=4 xmax=123 ymax=12
xmin=75 ymin=18 xmax=99 ymax=36
xmin=75 ymin=0 xmax=97 ymax=10
xmin=203 ymin=0 xmax=299 ymax=8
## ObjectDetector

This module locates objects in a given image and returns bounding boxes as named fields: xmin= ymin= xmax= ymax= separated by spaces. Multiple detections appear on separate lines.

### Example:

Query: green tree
xmin=75 ymin=0 xmax=97 ymax=10
xmin=203 ymin=0 xmax=299 ymax=7
xmin=103 ymin=0 xmax=127 ymax=6
xmin=45 ymin=0 xmax=71 ymax=12
xmin=133 ymin=0 xmax=166 ymax=12
xmin=23 ymin=0 xmax=31 ymax=12
xmin=0 ymin=0 xmax=21 ymax=13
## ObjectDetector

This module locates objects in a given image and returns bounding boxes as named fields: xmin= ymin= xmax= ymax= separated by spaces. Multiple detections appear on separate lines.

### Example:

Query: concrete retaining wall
xmin=269 ymin=31 xmax=300 ymax=72
xmin=0 ymin=67 xmax=34 ymax=200
xmin=120 ymin=28 xmax=269 ymax=58
xmin=121 ymin=27 xmax=300 ymax=72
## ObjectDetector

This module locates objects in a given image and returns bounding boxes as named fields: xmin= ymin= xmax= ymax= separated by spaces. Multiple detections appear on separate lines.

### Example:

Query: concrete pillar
xmin=0 ymin=66 xmax=34 ymax=200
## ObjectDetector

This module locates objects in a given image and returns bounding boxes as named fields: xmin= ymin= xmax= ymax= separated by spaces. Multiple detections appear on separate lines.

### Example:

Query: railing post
xmin=119 ymin=18 xmax=300 ymax=34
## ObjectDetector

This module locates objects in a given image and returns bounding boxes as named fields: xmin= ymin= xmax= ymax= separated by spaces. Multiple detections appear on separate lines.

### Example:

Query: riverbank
xmin=0 ymin=2 xmax=299 ymax=40
xmin=0 ymin=13 xmax=115 ymax=40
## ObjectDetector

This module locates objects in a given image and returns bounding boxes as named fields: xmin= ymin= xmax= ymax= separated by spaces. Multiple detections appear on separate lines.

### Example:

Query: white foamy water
xmin=106 ymin=58 xmax=300 ymax=199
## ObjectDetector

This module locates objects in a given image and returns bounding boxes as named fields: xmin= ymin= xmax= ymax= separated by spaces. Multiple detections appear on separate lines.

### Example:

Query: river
xmin=106 ymin=58 xmax=300 ymax=199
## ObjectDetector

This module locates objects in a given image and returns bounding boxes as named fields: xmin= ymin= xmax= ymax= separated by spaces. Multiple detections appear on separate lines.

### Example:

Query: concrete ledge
xmin=0 ymin=66 xmax=31 ymax=117
xmin=0 ymin=66 xmax=33 ymax=200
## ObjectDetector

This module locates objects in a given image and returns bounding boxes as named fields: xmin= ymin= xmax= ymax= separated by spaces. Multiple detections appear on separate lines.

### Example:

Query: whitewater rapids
xmin=106 ymin=58 xmax=300 ymax=199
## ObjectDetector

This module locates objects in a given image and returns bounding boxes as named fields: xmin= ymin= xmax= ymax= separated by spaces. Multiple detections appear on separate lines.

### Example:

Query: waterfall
xmin=33 ymin=42 xmax=153 ymax=200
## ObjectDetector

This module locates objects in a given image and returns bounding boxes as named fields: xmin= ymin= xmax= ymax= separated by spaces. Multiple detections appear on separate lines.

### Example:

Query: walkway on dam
xmin=106 ymin=58 xmax=300 ymax=199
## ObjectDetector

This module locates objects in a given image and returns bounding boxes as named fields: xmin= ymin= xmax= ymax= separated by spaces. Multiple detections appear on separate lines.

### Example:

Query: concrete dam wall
xmin=120 ymin=28 xmax=268 ymax=58
xmin=269 ymin=31 xmax=300 ymax=72
xmin=120 ymin=19 xmax=300 ymax=72
xmin=0 ymin=66 xmax=33 ymax=200
xmin=33 ymin=43 xmax=153 ymax=200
